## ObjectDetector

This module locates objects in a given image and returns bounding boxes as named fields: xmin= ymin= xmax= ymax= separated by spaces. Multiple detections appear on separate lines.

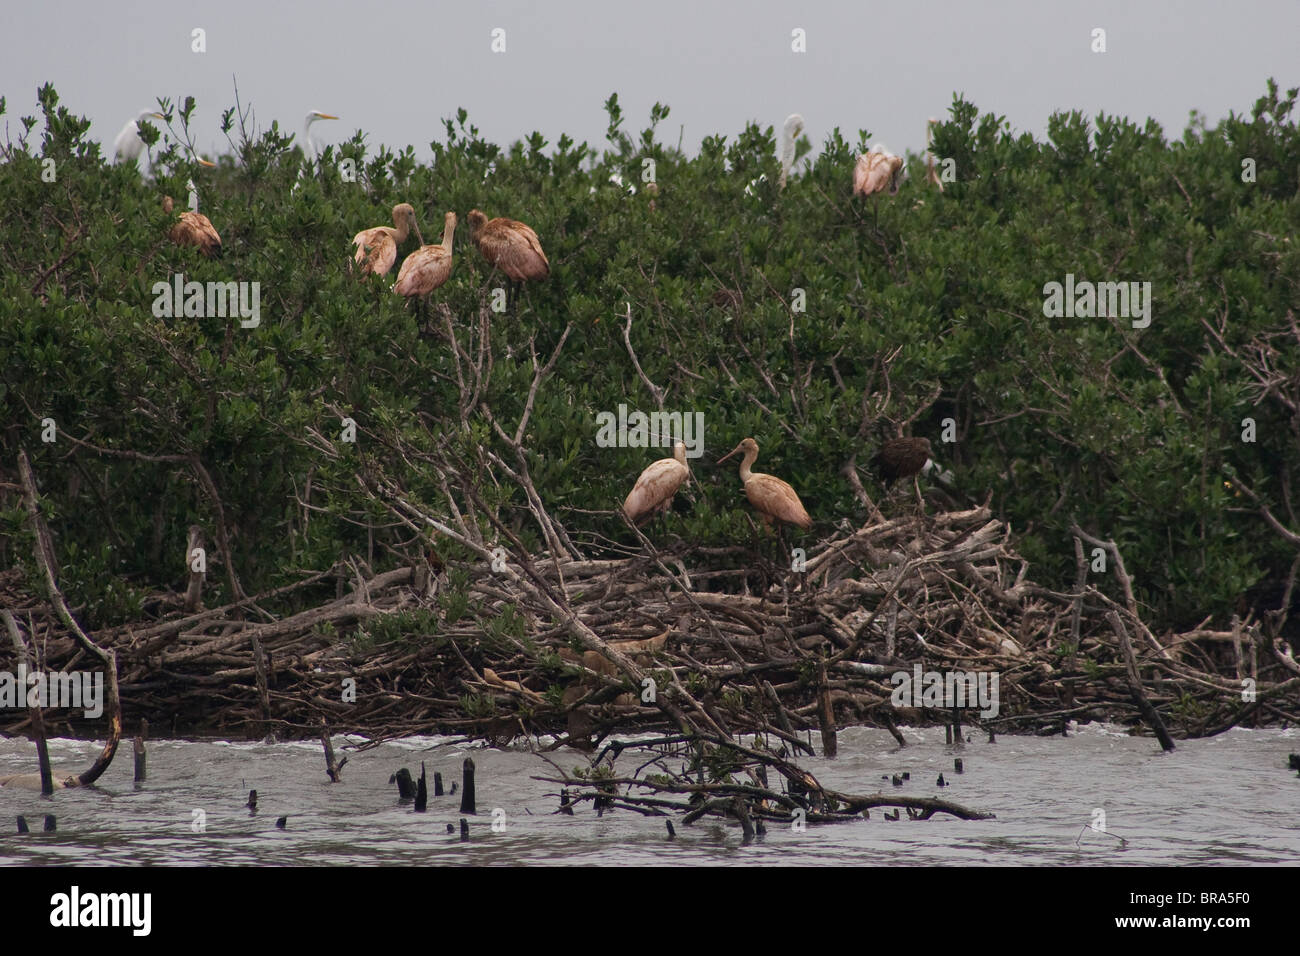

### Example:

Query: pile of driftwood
xmin=3 ymin=453 xmax=1296 ymax=748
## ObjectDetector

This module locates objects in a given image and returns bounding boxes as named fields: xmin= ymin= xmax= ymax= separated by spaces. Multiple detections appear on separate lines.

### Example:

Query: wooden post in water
xmin=434 ymin=771 xmax=444 ymax=796
xmin=133 ymin=718 xmax=148 ymax=783
xmin=2 ymin=610 xmax=53 ymax=796
xmin=817 ymin=664 xmax=837 ymax=758
xmin=319 ymin=719 xmax=348 ymax=780
xmin=459 ymin=758 xmax=476 ymax=814
xmin=414 ymin=762 xmax=428 ymax=812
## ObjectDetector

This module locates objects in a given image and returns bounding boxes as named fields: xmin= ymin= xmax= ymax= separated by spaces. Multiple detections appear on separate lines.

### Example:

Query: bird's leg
xmin=913 ymin=476 xmax=925 ymax=513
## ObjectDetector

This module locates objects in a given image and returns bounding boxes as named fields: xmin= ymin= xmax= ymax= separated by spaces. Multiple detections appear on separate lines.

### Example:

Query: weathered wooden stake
xmin=3 ymin=609 xmax=53 ymax=795
xmin=133 ymin=718 xmax=148 ymax=783
xmin=817 ymin=665 xmax=837 ymax=758
xmin=459 ymin=757 xmax=476 ymax=814
xmin=320 ymin=719 xmax=347 ymax=781
xmin=414 ymin=762 xmax=427 ymax=812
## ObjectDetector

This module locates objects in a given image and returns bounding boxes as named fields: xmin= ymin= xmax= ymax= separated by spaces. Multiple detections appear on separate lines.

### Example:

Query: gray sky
xmin=3 ymin=0 xmax=1297 ymax=162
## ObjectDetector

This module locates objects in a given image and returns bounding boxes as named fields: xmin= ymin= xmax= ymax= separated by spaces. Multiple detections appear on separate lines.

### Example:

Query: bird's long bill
xmin=717 ymin=443 xmax=745 ymax=465
xmin=319 ymin=114 xmax=339 ymax=121
xmin=413 ymin=220 xmax=426 ymax=246
xmin=197 ymin=158 xmax=216 ymax=168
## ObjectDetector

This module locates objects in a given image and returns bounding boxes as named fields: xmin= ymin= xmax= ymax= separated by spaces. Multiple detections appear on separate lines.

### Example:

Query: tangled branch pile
xmin=5 ymin=451 xmax=1296 ymax=744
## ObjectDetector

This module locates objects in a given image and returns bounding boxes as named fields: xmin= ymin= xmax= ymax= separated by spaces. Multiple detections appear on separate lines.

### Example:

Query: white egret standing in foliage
xmin=778 ymin=113 xmax=804 ymax=189
xmin=746 ymin=113 xmax=804 ymax=195
xmin=113 ymin=109 xmax=165 ymax=167
xmin=302 ymin=110 xmax=339 ymax=162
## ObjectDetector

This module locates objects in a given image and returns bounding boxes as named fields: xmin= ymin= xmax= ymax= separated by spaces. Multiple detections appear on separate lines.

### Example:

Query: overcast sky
xmin=3 ymin=0 xmax=1297 ymax=163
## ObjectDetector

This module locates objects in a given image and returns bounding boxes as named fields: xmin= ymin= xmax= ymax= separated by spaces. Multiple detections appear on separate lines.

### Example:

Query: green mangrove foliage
xmin=1 ymin=82 xmax=1298 ymax=635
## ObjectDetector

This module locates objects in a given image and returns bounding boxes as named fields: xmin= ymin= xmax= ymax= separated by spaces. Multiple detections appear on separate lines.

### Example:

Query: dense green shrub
xmin=1 ymin=82 xmax=1297 ymax=633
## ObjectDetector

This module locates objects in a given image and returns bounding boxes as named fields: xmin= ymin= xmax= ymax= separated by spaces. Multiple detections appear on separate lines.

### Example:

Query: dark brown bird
xmin=873 ymin=437 xmax=932 ymax=485
xmin=711 ymin=288 xmax=743 ymax=310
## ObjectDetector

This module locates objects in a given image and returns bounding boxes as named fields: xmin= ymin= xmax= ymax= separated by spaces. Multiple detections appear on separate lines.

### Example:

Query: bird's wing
xmin=495 ymin=224 xmax=548 ymax=280
xmin=511 ymin=223 xmax=550 ymax=273
xmin=356 ymin=230 xmax=397 ymax=276
xmin=746 ymin=474 xmax=812 ymax=528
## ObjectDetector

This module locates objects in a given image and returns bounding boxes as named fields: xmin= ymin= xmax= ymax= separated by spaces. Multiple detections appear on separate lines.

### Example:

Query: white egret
xmin=113 ymin=109 xmax=165 ymax=167
xmin=302 ymin=110 xmax=339 ymax=161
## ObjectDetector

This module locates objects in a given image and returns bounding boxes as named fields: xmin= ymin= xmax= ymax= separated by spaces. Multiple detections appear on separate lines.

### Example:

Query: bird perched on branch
xmin=873 ymin=437 xmax=932 ymax=485
xmin=467 ymin=209 xmax=549 ymax=309
xmin=718 ymin=438 xmax=812 ymax=530
xmin=853 ymin=144 xmax=904 ymax=228
xmin=853 ymin=145 xmax=904 ymax=199
xmin=873 ymin=436 xmax=933 ymax=510
xmin=163 ymin=156 xmax=221 ymax=257
xmin=622 ymin=441 xmax=691 ymax=526
xmin=394 ymin=211 xmax=457 ymax=317
xmin=352 ymin=203 xmax=423 ymax=277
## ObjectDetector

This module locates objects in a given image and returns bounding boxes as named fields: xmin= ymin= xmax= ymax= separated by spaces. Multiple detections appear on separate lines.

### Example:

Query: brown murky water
xmin=1 ymin=724 xmax=1297 ymax=865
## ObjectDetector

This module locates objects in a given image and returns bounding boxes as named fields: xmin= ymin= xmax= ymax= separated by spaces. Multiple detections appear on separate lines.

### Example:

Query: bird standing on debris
xmin=622 ymin=441 xmax=691 ymax=526
xmin=718 ymin=438 xmax=812 ymax=529
xmin=873 ymin=437 xmax=933 ymax=509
